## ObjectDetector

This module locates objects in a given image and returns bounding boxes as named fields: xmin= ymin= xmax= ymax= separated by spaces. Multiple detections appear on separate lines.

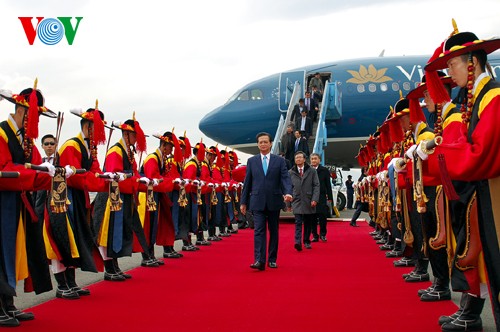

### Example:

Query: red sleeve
xmin=143 ymin=156 xmax=173 ymax=193
xmin=105 ymin=149 xmax=137 ymax=194
xmin=430 ymin=95 xmax=500 ymax=181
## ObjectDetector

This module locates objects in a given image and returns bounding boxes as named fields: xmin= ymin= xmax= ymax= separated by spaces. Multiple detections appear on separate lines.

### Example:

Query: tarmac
xmin=13 ymin=208 xmax=496 ymax=331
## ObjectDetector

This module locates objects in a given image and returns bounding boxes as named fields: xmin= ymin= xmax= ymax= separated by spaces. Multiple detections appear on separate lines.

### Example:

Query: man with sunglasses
xmin=40 ymin=134 xmax=57 ymax=163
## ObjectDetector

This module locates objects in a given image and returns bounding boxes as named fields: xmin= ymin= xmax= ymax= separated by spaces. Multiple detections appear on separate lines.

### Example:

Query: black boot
xmin=54 ymin=271 xmax=80 ymax=300
xmin=196 ymin=231 xmax=211 ymax=245
xmin=439 ymin=292 xmax=467 ymax=325
xmin=420 ymin=277 xmax=450 ymax=301
xmin=141 ymin=252 xmax=159 ymax=267
xmin=65 ymin=268 xmax=90 ymax=296
xmin=405 ymin=259 xmax=430 ymax=282
xmin=113 ymin=258 xmax=132 ymax=278
xmin=441 ymin=294 xmax=484 ymax=331
xmin=103 ymin=259 xmax=126 ymax=281
xmin=0 ymin=296 xmax=19 ymax=327
xmin=163 ymin=246 xmax=183 ymax=258
xmin=219 ymin=225 xmax=230 ymax=237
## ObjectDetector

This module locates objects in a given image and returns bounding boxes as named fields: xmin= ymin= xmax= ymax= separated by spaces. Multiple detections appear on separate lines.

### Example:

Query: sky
xmin=1 ymin=0 xmax=500 ymax=165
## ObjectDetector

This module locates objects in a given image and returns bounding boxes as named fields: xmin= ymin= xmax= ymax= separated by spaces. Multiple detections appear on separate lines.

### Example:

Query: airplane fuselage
xmin=200 ymin=54 xmax=500 ymax=167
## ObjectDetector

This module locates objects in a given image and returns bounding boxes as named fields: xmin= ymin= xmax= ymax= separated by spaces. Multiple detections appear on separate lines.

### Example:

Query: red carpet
xmin=18 ymin=222 xmax=457 ymax=331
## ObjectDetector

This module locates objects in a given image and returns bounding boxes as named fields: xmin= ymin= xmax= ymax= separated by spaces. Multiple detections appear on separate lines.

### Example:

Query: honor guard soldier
xmin=44 ymin=106 xmax=109 ymax=299
xmin=93 ymin=113 xmax=155 ymax=282
xmin=423 ymin=21 xmax=500 ymax=331
xmin=0 ymin=82 xmax=56 ymax=327
xmin=138 ymin=131 xmax=177 ymax=262
xmin=166 ymin=134 xmax=191 ymax=254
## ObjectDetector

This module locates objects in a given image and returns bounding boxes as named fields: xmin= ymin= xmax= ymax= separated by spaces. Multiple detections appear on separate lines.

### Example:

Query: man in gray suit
xmin=240 ymin=132 xmax=293 ymax=270
xmin=289 ymin=151 xmax=320 ymax=250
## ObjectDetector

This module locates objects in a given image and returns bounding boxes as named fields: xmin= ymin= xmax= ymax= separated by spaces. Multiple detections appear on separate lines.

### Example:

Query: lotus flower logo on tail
xmin=347 ymin=64 xmax=392 ymax=83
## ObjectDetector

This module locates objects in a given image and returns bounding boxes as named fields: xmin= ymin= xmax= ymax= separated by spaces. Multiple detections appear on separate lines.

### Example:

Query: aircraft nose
xmin=199 ymin=107 xmax=222 ymax=140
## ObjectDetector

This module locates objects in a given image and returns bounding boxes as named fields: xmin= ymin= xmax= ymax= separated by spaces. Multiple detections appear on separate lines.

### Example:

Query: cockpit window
xmin=237 ymin=90 xmax=250 ymax=101
xmin=227 ymin=89 xmax=263 ymax=103
xmin=250 ymin=89 xmax=263 ymax=100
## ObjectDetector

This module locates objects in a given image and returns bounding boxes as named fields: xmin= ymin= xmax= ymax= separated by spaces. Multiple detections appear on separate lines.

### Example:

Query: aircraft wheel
xmin=336 ymin=191 xmax=346 ymax=211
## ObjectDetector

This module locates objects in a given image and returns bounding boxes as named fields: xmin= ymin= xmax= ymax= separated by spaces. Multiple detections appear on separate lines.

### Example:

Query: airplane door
xmin=278 ymin=70 xmax=305 ymax=112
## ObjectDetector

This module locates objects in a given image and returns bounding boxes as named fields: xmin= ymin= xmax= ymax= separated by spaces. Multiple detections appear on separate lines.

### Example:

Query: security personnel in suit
xmin=309 ymin=153 xmax=333 ymax=242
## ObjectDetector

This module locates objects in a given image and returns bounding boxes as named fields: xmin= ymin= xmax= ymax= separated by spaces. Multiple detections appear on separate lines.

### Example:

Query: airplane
xmin=199 ymin=53 xmax=500 ymax=168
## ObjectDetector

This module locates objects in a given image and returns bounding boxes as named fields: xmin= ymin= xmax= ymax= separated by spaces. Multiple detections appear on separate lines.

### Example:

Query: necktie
xmin=262 ymin=155 xmax=268 ymax=175
xmin=295 ymin=138 xmax=299 ymax=151
xmin=299 ymin=168 xmax=303 ymax=177
xmin=306 ymin=99 xmax=309 ymax=110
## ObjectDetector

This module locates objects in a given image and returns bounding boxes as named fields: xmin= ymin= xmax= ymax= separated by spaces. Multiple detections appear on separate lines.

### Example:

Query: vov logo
xmin=18 ymin=17 xmax=83 ymax=45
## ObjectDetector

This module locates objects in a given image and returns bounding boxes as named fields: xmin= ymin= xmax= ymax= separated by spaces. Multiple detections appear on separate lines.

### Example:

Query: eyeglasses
xmin=43 ymin=142 xmax=56 ymax=146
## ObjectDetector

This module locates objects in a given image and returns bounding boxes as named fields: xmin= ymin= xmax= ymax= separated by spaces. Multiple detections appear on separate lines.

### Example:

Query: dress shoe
xmin=7 ymin=309 xmax=34 ymax=322
xmin=207 ymin=236 xmax=217 ymax=241
xmin=375 ymin=239 xmax=387 ymax=244
xmin=304 ymin=243 xmax=312 ymax=249
xmin=320 ymin=236 xmax=327 ymax=242
xmin=218 ymin=232 xmax=230 ymax=237
xmin=104 ymin=272 xmax=126 ymax=281
xmin=56 ymin=287 xmax=80 ymax=300
xmin=350 ymin=222 xmax=359 ymax=227
xmin=163 ymin=251 xmax=183 ymax=258
xmin=250 ymin=261 xmax=265 ymax=271
xmin=0 ymin=314 xmax=20 ymax=327
xmin=294 ymin=243 xmax=302 ymax=251
xmin=311 ymin=237 xmax=319 ymax=242
xmin=71 ymin=286 xmax=91 ymax=296
xmin=228 ymin=229 xmax=238 ymax=234
xmin=420 ymin=289 xmax=451 ymax=301
xmin=268 ymin=262 xmax=277 ymax=268
xmin=405 ymin=272 xmax=430 ymax=282
xmin=369 ymin=230 xmax=378 ymax=236
xmin=196 ymin=240 xmax=212 ymax=246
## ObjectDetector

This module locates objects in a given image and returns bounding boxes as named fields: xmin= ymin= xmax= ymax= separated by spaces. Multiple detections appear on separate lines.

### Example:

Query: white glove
xmin=208 ymin=182 xmax=214 ymax=188
xmin=416 ymin=142 xmax=429 ymax=160
xmin=381 ymin=170 xmax=388 ymax=181
xmin=238 ymin=182 xmax=244 ymax=188
xmin=139 ymin=177 xmax=150 ymax=185
xmin=152 ymin=179 xmax=160 ymax=186
xmin=200 ymin=180 xmax=206 ymax=186
xmin=215 ymin=183 xmax=220 ymax=188
xmin=116 ymin=172 xmax=127 ymax=182
xmin=393 ymin=158 xmax=407 ymax=173
xmin=232 ymin=183 xmax=238 ymax=188
xmin=40 ymin=162 xmax=55 ymax=177
xmin=173 ymin=178 xmax=182 ymax=184
xmin=405 ymin=144 xmax=417 ymax=161
xmin=64 ymin=165 xmax=74 ymax=178
xmin=221 ymin=182 xmax=227 ymax=187
xmin=192 ymin=179 xmax=200 ymax=186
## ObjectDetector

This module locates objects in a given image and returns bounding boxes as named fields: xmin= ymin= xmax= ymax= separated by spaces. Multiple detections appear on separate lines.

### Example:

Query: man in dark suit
xmin=309 ymin=153 xmax=333 ymax=242
xmin=280 ymin=124 xmax=295 ymax=166
xmin=240 ymin=132 xmax=292 ymax=270
xmin=303 ymin=91 xmax=318 ymax=122
xmin=293 ymin=130 xmax=309 ymax=158
xmin=291 ymin=98 xmax=306 ymax=122
xmin=295 ymin=110 xmax=312 ymax=140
